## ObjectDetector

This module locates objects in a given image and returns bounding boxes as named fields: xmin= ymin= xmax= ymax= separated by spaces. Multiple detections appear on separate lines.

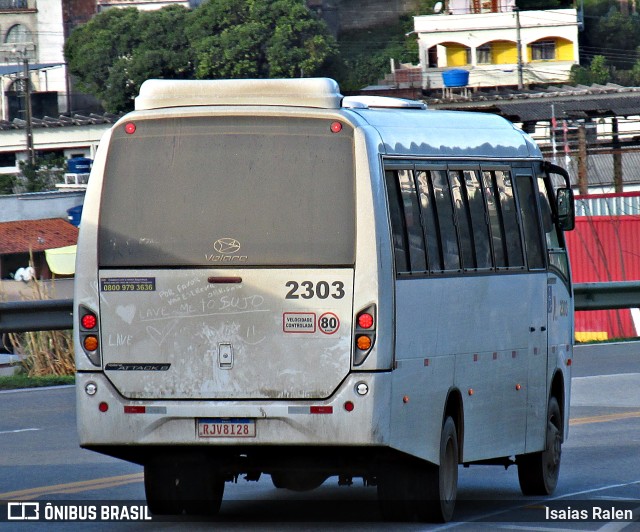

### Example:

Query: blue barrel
xmin=442 ymin=69 xmax=469 ymax=88
xmin=67 ymin=205 xmax=83 ymax=226
xmin=67 ymin=157 xmax=92 ymax=174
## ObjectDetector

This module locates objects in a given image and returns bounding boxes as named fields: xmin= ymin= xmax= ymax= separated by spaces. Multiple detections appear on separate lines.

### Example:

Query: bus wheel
xmin=420 ymin=416 xmax=458 ymax=522
xmin=144 ymin=462 xmax=224 ymax=516
xmin=377 ymin=416 xmax=458 ymax=523
xmin=517 ymin=396 xmax=562 ymax=496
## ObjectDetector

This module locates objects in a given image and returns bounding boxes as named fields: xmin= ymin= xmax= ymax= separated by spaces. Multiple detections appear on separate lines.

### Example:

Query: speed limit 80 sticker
xmin=318 ymin=312 xmax=340 ymax=335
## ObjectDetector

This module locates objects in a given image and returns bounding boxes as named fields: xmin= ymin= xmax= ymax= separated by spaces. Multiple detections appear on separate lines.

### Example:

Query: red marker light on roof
xmin=330 ymin=121 xmax=342 ymax=133
xmin=124 ymin=122 xmax=136 ymax=134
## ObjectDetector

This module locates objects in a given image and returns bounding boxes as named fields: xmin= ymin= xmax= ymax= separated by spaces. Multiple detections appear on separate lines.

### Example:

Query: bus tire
xmin=517 ymin=396 xmax=562 ymax=496
xmin=144 ymin=462 xmax=224 ymax=516
xmin=420 ymin=416 xmax=458 ymax=522
xmin=377 ymin=416 xmax=458 ymax=523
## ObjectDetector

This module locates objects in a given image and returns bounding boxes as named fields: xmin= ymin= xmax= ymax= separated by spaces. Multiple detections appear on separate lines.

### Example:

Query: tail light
xmin=354 ymin=305 xmax=376 ymax=366
xmin=79 ymin=305 xmax=101 ymax=367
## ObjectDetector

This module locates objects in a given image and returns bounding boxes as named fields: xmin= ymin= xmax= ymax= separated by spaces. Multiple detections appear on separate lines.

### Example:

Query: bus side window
xmin=450 ymin=170 xmax=472 ymax=269
xmin=515 ymin=175 xmax=545 ymax=270
xmin=538 ymin=177 xmax=571 ymax=280
xmin=537 ymin=177 xmax=560 ymax=249
xmin=483 ymin=170 xmax=524 ymax=268
xmin=481 ymin=170 xmax=507 ymax=268
xmin=464 ymin=169 xmax=492 ymax=269
xmin=450 ymin=170 xmax=485 ymax=270
xmin=415 ymin=170 xmax=444 ymax=272
xmin=431 ymin=170 xmax=460 ymax=271
xmin=384 ymin=170 xmax=409 ymax=274
xmin=397 ymin=170 xmax=427 ymax=273
xmin=495 ymin=170 xmax=524 ymax=268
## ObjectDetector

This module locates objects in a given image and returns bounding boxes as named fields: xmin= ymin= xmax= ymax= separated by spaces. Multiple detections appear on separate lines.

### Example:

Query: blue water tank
xmin=67 ymin=205 xmax=83 ymax=227
xmin=67 ymin=157 xmax=92 ymax=174
xmin=442 ymin=69 xmax=469 ymax=88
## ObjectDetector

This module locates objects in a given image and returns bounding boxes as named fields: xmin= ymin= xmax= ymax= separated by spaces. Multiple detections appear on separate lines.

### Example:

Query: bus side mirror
xmin=556 ymin=188 xmax=574 ymax=231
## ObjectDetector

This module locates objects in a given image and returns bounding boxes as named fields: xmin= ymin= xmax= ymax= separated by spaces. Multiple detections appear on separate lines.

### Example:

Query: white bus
xmin=74 ymin=78 xmax=575 ymax=522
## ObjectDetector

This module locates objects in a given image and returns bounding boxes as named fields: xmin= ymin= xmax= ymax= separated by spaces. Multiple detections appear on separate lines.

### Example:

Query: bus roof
xmin=351 ymin=107 xmax=542 ymax=159
xmin=135 ymin=78 xmax=344 ymax=110
xmin=133 ymin=78 xmax=541 ymax=159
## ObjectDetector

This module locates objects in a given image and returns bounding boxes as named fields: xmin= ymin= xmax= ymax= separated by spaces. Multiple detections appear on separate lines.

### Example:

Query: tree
xmin=589 ymin=55 xmax=611 ymax=84
xmin=0 ymin=173 xmax=16 ymax=195
xmin=65 ymin=6 xmax=195 ymax=112
xmin=570 ymin=55 xmax=611 ymax=85
xmin=16 ymin=155 xmax=66 ymax=193
xmin=186 ymin=0 xmax=338 ymax=80
xmin=64 ymin=0 xmax=338 ymax=112
xmin=336 ymin=13 xmax=418 ymax=93
xmin=580 ymin=1 xmax=640 ymax=70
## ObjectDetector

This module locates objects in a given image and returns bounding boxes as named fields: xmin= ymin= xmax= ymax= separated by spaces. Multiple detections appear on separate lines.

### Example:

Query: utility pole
xmin=550 ymin=103 xmax=557 ymax=163
xmin=577 ymin=124 xmax=588 ymax=195
xmin=515 ymin=7 xmax=523 ymax=90
xmin=612 ymin=117 xmax=623 ymax=193
xmin=21 ymin=53 xmax=35 ymax=167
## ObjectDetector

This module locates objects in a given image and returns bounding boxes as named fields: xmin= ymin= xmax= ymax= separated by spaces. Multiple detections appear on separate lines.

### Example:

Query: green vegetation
xmin=570 ymin=0 xmax=640 ymax=85
xmin=16 ymin=155 xmax=66 ymax=194
xmin=8 ymin=330 xmax=75 ymax=377
xmin=0 ymin=374 xmax=75 ymax=390
xmin=64 ymin=0 xmax=338 ymax=112
xmin=336 ymin=16 xmax=418 ymax=92
xmin=1 ymin=282 xmax=75 ymax=380
xmin=0 ymin=173 xmax=16 ymax=195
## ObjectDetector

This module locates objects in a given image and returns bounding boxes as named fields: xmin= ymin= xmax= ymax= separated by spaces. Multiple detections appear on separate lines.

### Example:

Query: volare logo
xmin=213 ymin=238 xmax=241 ymax=255
xmin=206 ymin=238 xmax=247 ymax=262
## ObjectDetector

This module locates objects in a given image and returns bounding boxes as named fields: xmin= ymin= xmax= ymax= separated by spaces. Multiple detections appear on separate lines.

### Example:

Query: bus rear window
xmin=98 ymin=116 xmax=355 ymax=267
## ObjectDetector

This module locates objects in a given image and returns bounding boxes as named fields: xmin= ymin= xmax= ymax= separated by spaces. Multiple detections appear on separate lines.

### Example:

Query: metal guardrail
xmin=0 ymin=282 xmax=640 ymax=334
xmin=573 ymin=281 xmax=640 ymax=311
xmin=0 ymin=299 xmax=73 ymax=334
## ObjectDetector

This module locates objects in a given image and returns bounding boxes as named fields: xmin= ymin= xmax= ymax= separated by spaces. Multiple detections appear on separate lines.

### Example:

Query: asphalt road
xmin=0 ymin=342 xmax=638 ymax=530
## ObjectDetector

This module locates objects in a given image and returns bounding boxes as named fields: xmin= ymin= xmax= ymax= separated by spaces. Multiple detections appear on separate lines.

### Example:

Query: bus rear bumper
xmin=76 ymin=372 xmax=392 ymax=450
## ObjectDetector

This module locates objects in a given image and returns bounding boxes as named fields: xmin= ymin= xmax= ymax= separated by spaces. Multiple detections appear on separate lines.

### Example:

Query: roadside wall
xmin=0 ymin=191 xmax=85 ymax=223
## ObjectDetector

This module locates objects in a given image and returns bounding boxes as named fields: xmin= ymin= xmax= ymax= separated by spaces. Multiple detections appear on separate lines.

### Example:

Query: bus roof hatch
xmin=135 ymin=78 xmax=343 ymax=111
xmin=342 ymin=95 xmax=427 ymax=110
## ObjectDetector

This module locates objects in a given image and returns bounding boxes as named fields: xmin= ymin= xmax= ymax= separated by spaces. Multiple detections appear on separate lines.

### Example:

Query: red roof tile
xmin=0 ymin=218 xmax=78 ymax=255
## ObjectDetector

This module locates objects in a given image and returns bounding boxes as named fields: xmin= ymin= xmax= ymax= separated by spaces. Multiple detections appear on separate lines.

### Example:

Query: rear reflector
xmin=124 ymin=406 xmax=146 ymax=414
xmin=124 ymin=406 xmax=167 ymax=414
xmin=208 ymin=277 xmax=242 ymax=284
xmin=310 ymin=406 xmax=333 ymax=414
xmin=288 ymin=406 xmax=333 ymax=414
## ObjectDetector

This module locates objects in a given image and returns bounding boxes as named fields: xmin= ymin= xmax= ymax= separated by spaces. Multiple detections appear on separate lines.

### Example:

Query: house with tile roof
xmin=0 ymin=217 xmax=78 ymax=279
xmin=412 ymin=7 xmax=580 ymax=91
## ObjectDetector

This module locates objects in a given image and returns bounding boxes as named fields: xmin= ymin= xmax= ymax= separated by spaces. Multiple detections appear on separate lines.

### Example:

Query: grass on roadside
xmin=0 ymin=374 xmax=75 ymax=390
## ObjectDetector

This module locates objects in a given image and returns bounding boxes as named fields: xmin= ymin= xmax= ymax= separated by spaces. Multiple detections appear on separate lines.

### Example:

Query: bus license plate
xmin=197 ymin=418 xmax=256 ymax=438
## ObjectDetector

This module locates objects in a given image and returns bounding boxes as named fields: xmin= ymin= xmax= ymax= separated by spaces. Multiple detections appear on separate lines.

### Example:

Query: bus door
xmin=513 ymin=170 xmax=549 ymax=452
